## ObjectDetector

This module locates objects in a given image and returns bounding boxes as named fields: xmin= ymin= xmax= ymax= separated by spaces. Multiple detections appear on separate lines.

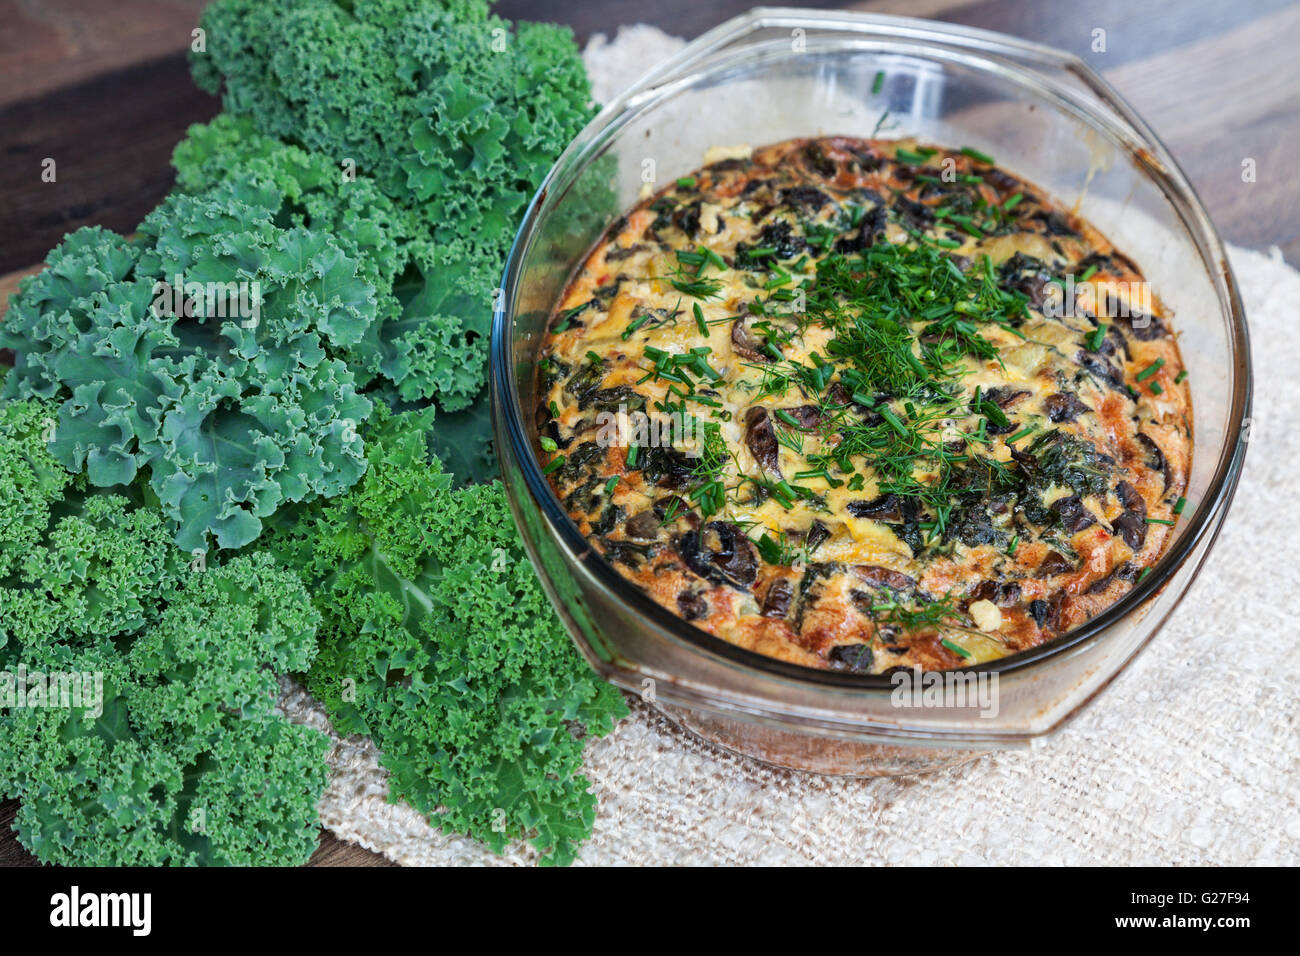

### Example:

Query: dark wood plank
xmin=309 ymin=830 xmax=398 ymax=867
xmin=1100 ymin=4 xmax=1300 ymax=262
xmin=918 ymin=0 xmax=1300 ymax=258
xmin=0 ymin=0 xmax=207 ymax=109
xmin=899 ymin=0 xmax=1298 ymax=69
xmin=495 ymin=0 xmax=837 ymax=44
xmin=0 ymin=799 xmax=43 ymax=867
xmin=0 ymin=54 xmax=218 ymax=274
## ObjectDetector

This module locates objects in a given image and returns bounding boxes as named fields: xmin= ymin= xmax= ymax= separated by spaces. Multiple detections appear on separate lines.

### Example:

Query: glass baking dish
xmin=489 ymin=8 xmax=1252 ymax=775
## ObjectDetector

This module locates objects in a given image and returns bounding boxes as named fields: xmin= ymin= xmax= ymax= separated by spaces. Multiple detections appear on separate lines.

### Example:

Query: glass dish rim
xmin=490 ymin=7 xmax=1253 ymax=693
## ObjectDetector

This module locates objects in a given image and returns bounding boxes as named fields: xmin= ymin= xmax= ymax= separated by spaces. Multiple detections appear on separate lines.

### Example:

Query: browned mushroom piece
xmin=761 ymin=578 xmax=794 ymax=618
xmin=679 ymin=522 xmax=759 ymax=590
xmin=1112 ymin=480 xmax=1148 ymax=551
xmin=730 ymin=316 xmax=769 ymax=362
xmin=1037 ymin=551 xmax=1073 ymax=576
xmin=853 ymin=565 xmax=917 ymax=591
xmin=744 ymin=406 xmax=782 ymax=477
xmin=1044 ymin=391 xmax=1092 ymax=423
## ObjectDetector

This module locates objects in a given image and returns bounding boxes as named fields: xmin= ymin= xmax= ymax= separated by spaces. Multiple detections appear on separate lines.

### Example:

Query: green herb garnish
xmin=1136 ymin=358 xmax=1165 ymax=381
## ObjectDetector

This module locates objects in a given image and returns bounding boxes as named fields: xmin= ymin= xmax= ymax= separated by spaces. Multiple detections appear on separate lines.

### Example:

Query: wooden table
xmin=2 ymin=0 xmax=1296 ymax=867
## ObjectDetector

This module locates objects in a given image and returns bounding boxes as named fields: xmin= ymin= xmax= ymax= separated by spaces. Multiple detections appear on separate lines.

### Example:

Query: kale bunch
xmin=0 ymin=0 xmax=624 ymax=867
xmin=0 ymin=398 xmax=330 ymax=866
xmin=264 ymin=407 xmax=628 ymax=865
xmin=0 ymin=190 xmax=376 ymax=552
xmin=189 ymin=0 xmax=599 ymax=483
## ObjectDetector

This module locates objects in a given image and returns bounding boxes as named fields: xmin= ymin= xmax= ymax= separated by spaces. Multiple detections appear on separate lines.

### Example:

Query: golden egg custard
xmin=536 ymin=137 xmax=1191 ymax=674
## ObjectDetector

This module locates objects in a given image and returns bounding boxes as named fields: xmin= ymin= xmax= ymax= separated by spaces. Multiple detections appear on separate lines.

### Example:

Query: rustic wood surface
xmin=1 ymin=0 xmax=1296 ymax=868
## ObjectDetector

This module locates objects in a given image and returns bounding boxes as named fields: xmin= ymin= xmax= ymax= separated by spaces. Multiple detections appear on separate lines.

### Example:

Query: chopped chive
xmin=774 ymin=409 xmax=801 ymax=428
xmin=1174 ymin=370 xmax=1188 ymax=384
xmin=1007 ymin=534 xmax=1019 ymax=556
xmin=670 ymin=276 xmax=722 ymax=299
xmin=1003 ymin=192 xmax=1023 ymax=211
xmin=539 ymin=436 xmax=558 ymax=452
xmin=872 ymin=70 xmax=885 ymax=94
xmin=701 ymin=245 xmax=727 ymax=271
xmin=625 ymin=445 xmax=640 ymax=468
xmin=933 ymin=237 xmax=962 ymax=249
xmin=692 ymin=302 xmax=708 ymax=336
xmin=554 ymin=301 xmax=591 ymax=331
xmin=942 ymin=637 xmax=972 ymax=659
xmin=1087 ymin=324 xmax=1108 ymax=351
xmin=676 ymin=176 xmax=696 ymax=188
xmin=1149 ymin=381 xmax=1164 ymax=395
xmin=1005 ymin=425 xmax=1036 ymax=444
xmin=548 ymin=400 xmax=560 ymax=418
xmin=1137 ymin=567 xmax=1152 ymax=582
xmin=1174 ymin=496 xmax=1187 ymax=515
xmin=693 ymin=356 xmax=723 ymax=382
xmin=1146 ymin=517 xmax=1176 ymax=525
xmin=604 ymin=475 xmax=620 ymax=497
xmin=960 ymin=146 xmax=995 ymax=165
xmin=622 ymin=312 xmax=651 ymax=340
xmin=980 ymin=401 xmax=1010 ymax=428
xmin=542 ymin=456 xmax=565 ymax=475
xmin=1079 ymin=264 xmax=1098 ymax=282
xmin=1136 ymin=357 xmax=1165 ymax=381
xmin=895 ymin=147 xmax=929 ymax=164
xmin=877 ymin=405 xmax=909 ymax=437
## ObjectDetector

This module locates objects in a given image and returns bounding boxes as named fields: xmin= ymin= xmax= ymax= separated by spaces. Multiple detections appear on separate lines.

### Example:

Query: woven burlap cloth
xmin=277 ymin=28 xmax=1299 ymax=866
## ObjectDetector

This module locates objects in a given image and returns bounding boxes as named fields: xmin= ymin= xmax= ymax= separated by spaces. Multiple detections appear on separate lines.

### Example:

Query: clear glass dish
xmin=489 ymin=8 xmax=1252 ymax=775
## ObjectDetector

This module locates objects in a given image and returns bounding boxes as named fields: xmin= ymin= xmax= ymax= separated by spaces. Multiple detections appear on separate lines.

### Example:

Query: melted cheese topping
xmin=537 ymin=137 xmax=1191 ymax=674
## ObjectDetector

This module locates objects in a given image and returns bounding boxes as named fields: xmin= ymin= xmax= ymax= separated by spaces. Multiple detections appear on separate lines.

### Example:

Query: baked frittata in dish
xmin=535 ymin=137 xmax=1191 ymax=673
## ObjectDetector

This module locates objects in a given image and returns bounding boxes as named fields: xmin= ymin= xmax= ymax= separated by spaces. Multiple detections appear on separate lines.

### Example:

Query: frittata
xmin=536 ymin=137 xmax=1191 ymax=673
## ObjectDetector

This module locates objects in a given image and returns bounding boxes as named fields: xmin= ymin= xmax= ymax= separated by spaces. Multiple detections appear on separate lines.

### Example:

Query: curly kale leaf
xmin=0 ymin=179 xmax=376 ymax=551
xmin=189 ymin=0 xmax=596 ymax=427
xmin=0 ymin=402 xmax=329 ymax=866
xmin=0 ymin=397 xmax=74 ymax=579
xmin=264 ymin=407 xmax=627 ymax=865
xmin=426 ymin=387 xmax=497 ymax=486
xmin=171 ymin=113 xmax=492 ymax=410
xmin=192 ymin=0 xmax=592 ymax=254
